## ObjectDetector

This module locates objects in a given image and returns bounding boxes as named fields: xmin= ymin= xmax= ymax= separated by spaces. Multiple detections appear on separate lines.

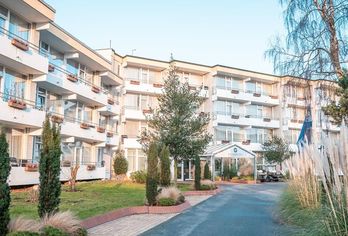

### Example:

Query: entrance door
xmin=184 ymin=160 xmax=190 ymax=180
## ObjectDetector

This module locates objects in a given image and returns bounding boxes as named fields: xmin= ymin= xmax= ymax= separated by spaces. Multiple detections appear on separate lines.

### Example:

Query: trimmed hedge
xmin=130 ymin=170 xmax=147 ymax=184
xmin=158 ymin=198 xmax=176 ymax=206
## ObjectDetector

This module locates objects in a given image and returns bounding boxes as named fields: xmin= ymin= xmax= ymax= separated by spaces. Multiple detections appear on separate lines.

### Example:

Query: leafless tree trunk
xmin=69 ymin=165 xmax=79 ymax=192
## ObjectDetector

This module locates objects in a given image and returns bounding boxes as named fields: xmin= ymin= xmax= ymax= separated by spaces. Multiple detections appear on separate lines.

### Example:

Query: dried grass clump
xmin=41 ymin=211 xmax=82 ymax=235
xmin=157 ymin=186 xmax=181 ymax=201
xmin=284 ymin=124 xmax=348 ymax=235
xmin=8 ymin=217 xmax=41 ymax=233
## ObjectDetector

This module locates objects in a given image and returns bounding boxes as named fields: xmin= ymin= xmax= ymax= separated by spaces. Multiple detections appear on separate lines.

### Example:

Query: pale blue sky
xmin=45 ymin=0 xmax=285 ymax=74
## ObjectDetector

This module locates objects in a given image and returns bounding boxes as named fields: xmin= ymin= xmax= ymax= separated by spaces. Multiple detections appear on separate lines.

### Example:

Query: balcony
xmin=213 ymin=113 xmax=280 ymax=129
xmin=123 ymin=107 xmax=153 ymax=121
xmin=124 ymin=80 xmax=209 ymax=98
xmin=287 ymin=119 xmax=304 ymax=129
xmin=98 ymin=100 xmax=120 ymax=116
xmin=33 ymin=64 xmax=108 ymax=107
xmin=122 ymin=136 xmax=142 ymax=149
xmin=9 ymin=162 xmax=106 ymax=186
xmin=287 ymin=97 xmax=307 ymax=108
xmin=0 ymin=27 xmax=48 ymax=74
xmin=0 ymin=93 xmax=45 ymax=128
xmin=212 ymin=87 xmax=279 ymax=106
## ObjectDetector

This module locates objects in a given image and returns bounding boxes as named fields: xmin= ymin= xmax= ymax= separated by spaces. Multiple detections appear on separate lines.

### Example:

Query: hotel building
xmin=1 ymin=0 xmax=340 ymax=185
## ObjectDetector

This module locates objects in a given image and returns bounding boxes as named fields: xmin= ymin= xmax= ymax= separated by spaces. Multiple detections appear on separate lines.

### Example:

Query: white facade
xmin=1 ymin=0 xmax=340 ymax=185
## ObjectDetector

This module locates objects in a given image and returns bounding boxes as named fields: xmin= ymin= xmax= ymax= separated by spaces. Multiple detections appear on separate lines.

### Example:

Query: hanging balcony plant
xmin=11 ymin=38 xmax=29 ymax=51
xmin=91 ymin=85 xmax=101 ymax=93
xmin=67 ymin=74 xmax=78 ymax=82
xmin=25 ymin=163 xmax=38 ymax=172
xmin=8 ymin=98 xmax=27 ymax=110
xmin=51 ymin=114 xmax=64 ymax=124
xmin=80 ymin=122 xmax=89 ymax=129
xmin=97 ymin=126 xmax=105 ymax=133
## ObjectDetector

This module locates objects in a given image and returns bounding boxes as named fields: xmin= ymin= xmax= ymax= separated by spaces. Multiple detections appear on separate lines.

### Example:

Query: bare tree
xmin=266 ymin=0 xmax=348 ymax=81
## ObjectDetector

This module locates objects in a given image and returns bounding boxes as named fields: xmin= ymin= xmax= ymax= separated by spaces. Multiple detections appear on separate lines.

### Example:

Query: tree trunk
xmin=173 ymin=158 xmax=177 ymax=186
xmin=69 ymin=165 xmax=79 ymax=192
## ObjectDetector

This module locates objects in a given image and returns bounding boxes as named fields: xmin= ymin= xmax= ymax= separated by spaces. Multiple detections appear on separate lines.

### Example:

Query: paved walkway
xmin=88 ymin=195 xmax=211 ymax=236
xmin=142 ymin=183 xmax=294 ymax=236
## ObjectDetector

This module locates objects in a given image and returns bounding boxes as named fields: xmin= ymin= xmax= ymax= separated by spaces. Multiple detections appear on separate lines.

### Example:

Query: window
xmin=127 ymin=149 xmax=136 ymax=172
xmin=9 ymin=13 xmax=29 ymax=41
xmin=82 ymin=146 xmax=91 ymax=164
xmin=97 ymin=148 xmax=104 ymax=165
xmin=125 ymin=94 xmax=139 ymax=110
xmin=66 ymin=59 xmax=79 ymax=75
xmin=32 ymin=136 xmax=42 ymax=163
xmin=231 ymin=78 xmax=242 ymax=90
xmin=0 ymin=5 xmax=8 ymax=35
xmin=3 ymin=70 xmax=26 ymax=101
xmin=125 ymin=67 xmax=139 ymax=81
xmin=138 ymin=150 xmax=146 ymax=170
xmin=64 ymin=101 xmax=77 ymax=119
xmin=245 ymin=81 xmax=256 ymax=93
xmin=215 ymin=77 xmax=225 ymax=89
xmin=36 ymin=87 xmax=46 ymax=109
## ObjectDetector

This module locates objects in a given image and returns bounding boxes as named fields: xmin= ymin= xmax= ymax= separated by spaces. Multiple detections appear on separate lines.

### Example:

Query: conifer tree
xmin=140 ymin=64 xmax=211 ymax=184
xmin=38 ymin=116 xmax=62 ymax=217
xmin=159 ymin=145 xmax=171 ymax=186
xmin=0 ymin=131 xmax=10 ymax=236
xmin=204 ymin=162 xmax=211 ymax=180
xmin=146 ymin=142 xmax=158 ymax=205
xmin=194 ymin=155 xmax=201 ymax=190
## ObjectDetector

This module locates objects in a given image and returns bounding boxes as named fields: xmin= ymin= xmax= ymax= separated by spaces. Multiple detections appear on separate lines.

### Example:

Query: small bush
xmin=113 ymin=150 xmax=128 ymax=175
xmin=177 ymin=194 xmax=185 ymax=204
xmin=199 ymin=184 xmax=212 ymax=190
xmin=41 ymin=211 xmax=82 ymax=235
xmin=230 ymin=164 xmax=238 ymax=178
xmin=157 ymin=186 xmax=181 ymax=201
xmin=41 ymin=226 xmax=68 ymax=236
xmin=7 ymin=232 xmax=40 ymax=236
xmin=130 ymin=170 xmax=147 ymax=184
xmin=158 ymin=198 xmax=176 ymax=206
xmin=73 ymin=228 xmax=88 ymax=236
xmin=203 ymin=162 xmax=211 ymax=180
xmin=201 ymin=180 xmax=217 ymax=190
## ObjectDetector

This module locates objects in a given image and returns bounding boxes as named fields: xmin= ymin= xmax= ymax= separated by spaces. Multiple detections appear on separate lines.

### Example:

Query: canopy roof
xmin=201 ymin=143 xmax=255 ymax=159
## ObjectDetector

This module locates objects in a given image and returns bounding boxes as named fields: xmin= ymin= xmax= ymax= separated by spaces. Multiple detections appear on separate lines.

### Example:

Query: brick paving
xmin=88 ymin=195 xmax=212 ymax=236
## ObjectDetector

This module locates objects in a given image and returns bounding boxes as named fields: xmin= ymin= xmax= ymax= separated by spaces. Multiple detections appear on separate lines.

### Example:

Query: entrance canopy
xmin=201 ymin=143 xmax=256 ymax=159
xmin=201 ymin=143 xmax=257 ymax=181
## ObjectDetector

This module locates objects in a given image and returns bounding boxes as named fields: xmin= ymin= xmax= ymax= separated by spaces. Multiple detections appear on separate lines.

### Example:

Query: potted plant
xmin=143 ymin=109 xmax=152 ymax=114
xmin=269 ymin=95 xmax=278 ymax=99
xmin=62 ymin=160 xmax=71 ymax=167
xmin=204 ymin=86 xmax=209 ymax=90
xmin=242 ymin=140 xmax=251 ymax=145
xmin=245 ymin=114 xmax=251 ymax=118
xmin=97 ymin=126 xmax=105 ymax=133
xmin=67 ymin=74 xmax=78 ymax=82
xmin=107 ymin=132 xmax=114 ymax=137
xmin=290 ymin=119 xmax=298 ymax=123
xmin=11 ymin=38 xmax=29 ymax=51
xmin=51 ymin=114 xmax=64 ymax=124
xmin=8 ymin=98 xmax=27 ymax=110
xmin=48 ymin=64 xmax=55 ymax=72
xmin=231 ymin=89 xmax=239 ymax=94
xmin=130 ymin=80 xmax=140 ymax=85
xmin=25 ymin=163 xmax=38 ymax=172
xmin=253 ymin=92 xmax=261 ymax=97
xmin=91 ymin=85 xmax=101 ymax=93
xmin=231 ymin=114 xmax=239 ymax=119
xmin=153 ymin=83 xmax=163 ymax=88
xmin=107 ymin=98 xmax=115 ymax=105
xmin=80 ymin=123 xmax=89 ymax=129
xmin=87 ymin=164 xmax=96 ymax=171
xmin=263 ymin=117 xmax=271 ymax=122
xmin=222 ymin=140 xmax=230 ymax=144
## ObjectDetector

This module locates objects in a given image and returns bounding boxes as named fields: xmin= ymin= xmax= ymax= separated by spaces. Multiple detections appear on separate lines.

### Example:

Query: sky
xmin=45 ymin=0 xmax=286 ymax=74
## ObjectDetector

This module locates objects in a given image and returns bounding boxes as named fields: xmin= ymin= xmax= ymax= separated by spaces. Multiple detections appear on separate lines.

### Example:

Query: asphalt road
xmin=142 ymin=183 xmax=295 ymax=236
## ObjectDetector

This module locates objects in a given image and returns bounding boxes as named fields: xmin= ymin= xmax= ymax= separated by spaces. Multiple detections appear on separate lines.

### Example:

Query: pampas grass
xmin=8 ymin=217 xmax=41 ymax=233
xmin=157 ymin=186 xmax=181 ymax=201
xmin=284 ymin=124 xmax=348 ymax=235
xmin=41 ymin=211 xmax=82 ymax=235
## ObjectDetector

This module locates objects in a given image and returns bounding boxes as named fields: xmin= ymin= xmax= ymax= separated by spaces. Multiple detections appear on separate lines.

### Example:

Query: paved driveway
xmin=142 ymin=183 xmax=294 ymax=236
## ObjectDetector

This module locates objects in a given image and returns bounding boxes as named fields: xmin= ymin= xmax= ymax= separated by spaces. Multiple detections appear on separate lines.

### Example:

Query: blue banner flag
xmin=297 ymin=116 xmax=312 ymax=145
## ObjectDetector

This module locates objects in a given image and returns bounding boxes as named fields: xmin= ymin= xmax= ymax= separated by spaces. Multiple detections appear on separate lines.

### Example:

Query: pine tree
xmin=113 ymin=149 xmax=128 ymax=175
xmin=223 ymin=161 xmax=230 ymax=181
xmin=194 ymin=155 xmax=201 ymax=190
xmin=203 ymin=162 xmax=211 ymax=180
xmin=146 ymin=142 xmax=158 ymax=205
xmin=38 ymin=116 xmax=62 ymax=217
xmin=159 ymin=145 xmax=171 ymax=186
xmin=140 ymin=64 xmax=211 ymax=184
xmin=0 ymin=131 xmax=11 ymax=236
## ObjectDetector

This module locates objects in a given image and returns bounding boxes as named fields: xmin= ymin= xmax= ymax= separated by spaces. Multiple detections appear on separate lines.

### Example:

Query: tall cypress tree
xmin=146 ymin=142 xmax=158 ymax=206
xmin=38 ymin=116 xmax=62 ymax=217
xmin=159 ymin=145 xmax=171 ymax=187
xmin=194 ymin=155 xmax=201 ymax=190
xmin=0 ymin=131 xmax=11 ymax=236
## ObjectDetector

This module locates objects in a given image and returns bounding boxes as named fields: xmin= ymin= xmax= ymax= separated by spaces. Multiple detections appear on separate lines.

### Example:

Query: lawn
xmin=10 ymin=181 xmax=145 ymax=220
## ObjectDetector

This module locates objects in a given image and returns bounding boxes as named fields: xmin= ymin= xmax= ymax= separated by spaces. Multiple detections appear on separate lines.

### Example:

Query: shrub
xmin=7 ymin=232 xmax=40 ymax=236
xmin=200 ymin=180 xmax=217 ymax=190
xmin=40 ymin=211 xmax=82 ymax=235
xmin=157 ymin=186 xmax=181 ymax=201
xmin=146 ymin=142 xmax=159 ymax=205
xmin=130 ymin=170 xmax=147 ymax=184
xmin=230 ymin=163 xmax=238 ymax=178
xmin=41 ymin=226 xmax=68 ymax=236
xmin=158 ymin=198 xmax=176 ymax=206
xmin=199 ymin=185 xmax=211 ymax=190
xmin=74 ymin=228 xmax=88 ymax=236
xmin=39 ymin=116 xmax=62 ymax=218
xmin=159 ymin=145 xmax=171 ymax=186
xmin=177 ymin=194 xmax=185 ymax=204
xmin=0 ymin=131 xmax=11 ymax=236
xmin=113 ymin=150 xmax=128 ymax=175
xmin=194 ymin=155 xmax=201 ymax=190
xmin=222 ymin=161 xmax=230 ymax=180
xmin=203 ymin=162 xmax=211 ymax=180
xmin=8 ymin=217 xmax=41 ymax=234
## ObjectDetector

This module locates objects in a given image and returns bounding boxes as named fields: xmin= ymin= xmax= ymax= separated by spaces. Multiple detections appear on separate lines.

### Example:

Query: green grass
xmin=177 ymin=182 xmax=194 ymax=192
xmin=10 ymin=181 xmax=145 ymax=220
xmin=279 ymin=188 xmax=330 ymax=236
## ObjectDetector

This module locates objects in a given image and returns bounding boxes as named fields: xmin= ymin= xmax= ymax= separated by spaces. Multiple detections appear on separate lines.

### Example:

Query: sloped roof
xmin=201 ymin=143 xmax=255 ymax=158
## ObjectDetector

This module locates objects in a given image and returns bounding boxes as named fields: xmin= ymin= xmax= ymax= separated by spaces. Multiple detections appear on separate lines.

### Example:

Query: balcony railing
xmin=213 ymin=86 xmax=278 ymax=98
xmin=0 ymin=92 xmax=43 ymax=111
xmin=213 ymin=111 xmax=276 ymax=120
xmin=48 ymin=63 xmax=109 ymax=95
xmin=0 ymin=26 xmax=46 ymax=56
